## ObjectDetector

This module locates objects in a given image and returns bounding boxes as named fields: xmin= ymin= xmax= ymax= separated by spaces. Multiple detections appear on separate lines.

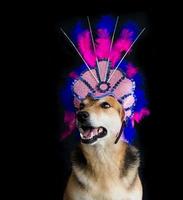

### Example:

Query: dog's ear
xmin=114 ymin=109 xmax=126 ymax=144
xmin=119 ymin=106 xmax=125 ymax=122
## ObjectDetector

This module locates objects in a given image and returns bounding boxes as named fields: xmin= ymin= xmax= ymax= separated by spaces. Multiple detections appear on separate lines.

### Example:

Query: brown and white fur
xmin=64 ymin=96 xmax=142 ymax=200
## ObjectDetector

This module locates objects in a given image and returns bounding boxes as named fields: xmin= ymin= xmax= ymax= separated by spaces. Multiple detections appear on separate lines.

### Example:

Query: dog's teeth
xmin=80 ymin=133 xmax=84 ymax=139
xmin=98 ymin=127 xmax=103 ymax=133
xmin=79 ymin=128 xmax=84 ymax=133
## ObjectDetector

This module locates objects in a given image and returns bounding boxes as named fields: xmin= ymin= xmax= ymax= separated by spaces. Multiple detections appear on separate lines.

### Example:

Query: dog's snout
xmin=77 ymin=111 xmax=89 ymax=122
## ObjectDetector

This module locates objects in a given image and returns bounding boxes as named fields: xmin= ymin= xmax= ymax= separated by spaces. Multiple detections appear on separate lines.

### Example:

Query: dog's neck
xmin=80 ymin=136 xmax=127 ymax=175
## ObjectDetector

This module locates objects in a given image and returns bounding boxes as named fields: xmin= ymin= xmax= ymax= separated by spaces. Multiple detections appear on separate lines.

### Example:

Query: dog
xmin=64 ymin=95 xmax=142 ymax=200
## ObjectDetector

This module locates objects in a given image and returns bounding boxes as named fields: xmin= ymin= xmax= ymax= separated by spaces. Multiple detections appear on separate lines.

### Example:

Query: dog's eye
xmin=79 ymin=103 xmax=85 ymax=110
xmin=100 ymin=102 xmax=111 ymax=109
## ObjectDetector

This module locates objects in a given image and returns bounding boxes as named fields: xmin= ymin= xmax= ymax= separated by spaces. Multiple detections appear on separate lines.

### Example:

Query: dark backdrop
xmin=20 ymin=1 xmax=182 ymax=200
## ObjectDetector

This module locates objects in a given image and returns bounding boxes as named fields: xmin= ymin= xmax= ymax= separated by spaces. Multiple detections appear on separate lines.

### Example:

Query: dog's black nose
xmin=77 ymin=111 xmax=89 ymax=122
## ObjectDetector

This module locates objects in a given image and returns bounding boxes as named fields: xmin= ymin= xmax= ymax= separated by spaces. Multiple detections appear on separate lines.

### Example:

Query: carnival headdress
xmin=60 ymin=16 xmax=150 ymax=143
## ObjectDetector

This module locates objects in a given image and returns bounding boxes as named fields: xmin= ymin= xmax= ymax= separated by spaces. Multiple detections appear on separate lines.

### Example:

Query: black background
xmin=13 ymin=0 xmax=182 ymax=200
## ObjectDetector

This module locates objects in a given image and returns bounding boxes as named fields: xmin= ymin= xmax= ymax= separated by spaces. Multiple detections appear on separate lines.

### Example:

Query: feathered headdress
xmin=60 ymin=16 xmax=150 ymax=143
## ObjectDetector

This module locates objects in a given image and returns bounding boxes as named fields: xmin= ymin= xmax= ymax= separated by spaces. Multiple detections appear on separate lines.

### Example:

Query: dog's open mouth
xmin=79 ymin=126 xmax=107 ymax=144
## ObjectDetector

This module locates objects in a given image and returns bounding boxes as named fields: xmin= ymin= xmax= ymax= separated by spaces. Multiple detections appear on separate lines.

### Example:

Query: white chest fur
xmin=71 ymin=144 xmax=142 ymax=200
xmin=65 ymin=139 xmax=142 ymax=200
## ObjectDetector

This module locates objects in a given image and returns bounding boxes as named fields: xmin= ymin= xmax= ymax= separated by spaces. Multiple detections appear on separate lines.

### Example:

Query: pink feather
xmin=60 ymin=111 xmax=76 ymax=140
xmin=96 ymin=29 xmax=111 ymax=59
xmin=78 ymin=31 xmax=96 ymax=67
xmin=126 ymin=63 xmax=138 ymax=78
xmin=110 ymin=29 xmax=133 ymax=66
xmin=69 ymin=71 xmax=79 ymax=79
xmin=131 ymin=108 xmax=150 ymax=127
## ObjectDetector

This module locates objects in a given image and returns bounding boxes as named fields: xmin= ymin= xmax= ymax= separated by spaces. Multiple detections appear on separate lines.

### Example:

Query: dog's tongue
xmin=83 ymin=128 xmax=98 ymax=138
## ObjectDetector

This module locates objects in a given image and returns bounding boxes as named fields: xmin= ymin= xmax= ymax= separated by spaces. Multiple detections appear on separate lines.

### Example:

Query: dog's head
xmin=76 ymin=95 xmax=125 ymax=145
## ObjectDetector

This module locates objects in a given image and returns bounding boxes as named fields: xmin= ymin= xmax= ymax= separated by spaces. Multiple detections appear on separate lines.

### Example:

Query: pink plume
xmin=78 ymin=31 xmax=96 ymax=67
xmin=60 ymin=111 xmax=76 ymax=140
xmin=126 ymin=63 xmax=138 ymax=78
xmin=131 ymin=108 xmax=150 ymax=127
xmin=110 ymin=29 xmax=133 ymax=66
xmin=69 ymin=71 xmax=79 ymax=79
xmin=96 ymin=29 xmax=111 ymax=59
